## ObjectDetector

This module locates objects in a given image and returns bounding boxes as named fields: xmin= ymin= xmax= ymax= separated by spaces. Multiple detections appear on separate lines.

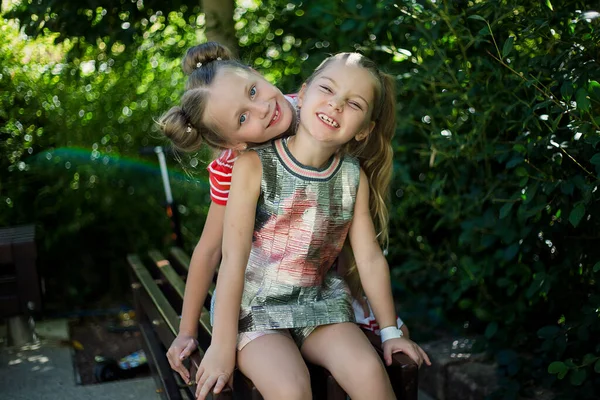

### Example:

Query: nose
xmin=252 ymin=101 xmax=270 ymax=119
xmin=328 ymin=96 xmax=344 ymax=112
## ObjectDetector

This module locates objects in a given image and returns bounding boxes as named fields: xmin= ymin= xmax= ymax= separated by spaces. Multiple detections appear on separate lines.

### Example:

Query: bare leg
xmin=237 ymin=332 xmax=312 ymax=400
xmin=301 ymin=322 xmax=395 ymax=400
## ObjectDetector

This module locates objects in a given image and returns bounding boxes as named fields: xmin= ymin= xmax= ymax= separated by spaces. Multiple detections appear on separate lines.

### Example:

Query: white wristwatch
xmin=380 ymin=326 xmax=403 ymax=343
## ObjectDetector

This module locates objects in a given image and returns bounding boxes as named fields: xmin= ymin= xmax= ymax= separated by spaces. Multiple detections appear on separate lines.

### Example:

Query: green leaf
xmin=575 ymin=88 xmax=591 ymax=112
xmin=545 ymin=0 xmax=554 ymax=11
xmin=569 ymin=369 xmax=586 ymax=386
xmin=537 ymin=325 xmax=560 ymax=339
xmin=497 ymin=277 xmax=511 ymax=287
xmin=593 ymin=262 xmax=600 ymax=273
xmin=569 ymin=203 xmax=585 ymax=227
xmin=595 ymin=359 xmax=600 ymax=373
xmin=504 ymin=243 xmax=519 ymax=261
xmin=506 ymin=156 xmax=524 ymax=168
xmin=468 ymin=15 xmax=487 ymax=22
xmin=502 ymin=36 xmax=514 ymax=58
xmin=340 ymin=19 xmax=356 ymax=32
xmin=524 ymin=183 xmax=538 ymax=205
xmin=589 ymin=80 xmax=600 ymax=99
xmin=582 ymin=354 xmax=597 ymax=366
xmin=561 ymin=81 xmax=574 ymax=99
xmin=585 ymin=136 xmax=600 ymax=149
xmin=515 ymin=166 xmax=528 ymax=177
xmin=526 ymin=272 xmax=546 ymax=298
xmin=590 ymin=153 xmax=600 ymax=166
xmin=485 ymin=321 xmax=498 ymax=338
xmin=548 ymin=361 xmax=567 ymax=375
xmin=499 ymin=202 xmax=513 ymax=219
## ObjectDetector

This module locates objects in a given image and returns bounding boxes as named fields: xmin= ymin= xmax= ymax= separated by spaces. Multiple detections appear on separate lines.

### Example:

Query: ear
xmin=297 ymin=83 xmax=308 ymax=108
xmin=355 ymin=121 xmax=376 ymax=142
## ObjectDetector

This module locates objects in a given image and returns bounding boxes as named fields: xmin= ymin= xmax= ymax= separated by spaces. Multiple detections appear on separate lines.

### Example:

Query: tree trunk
xmin=201 ymin=0 xmax=237 ymax=55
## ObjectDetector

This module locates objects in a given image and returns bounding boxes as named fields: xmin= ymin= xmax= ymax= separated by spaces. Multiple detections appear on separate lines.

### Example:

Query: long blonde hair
xmin=306 ymin=53 xmax=396 ymax=296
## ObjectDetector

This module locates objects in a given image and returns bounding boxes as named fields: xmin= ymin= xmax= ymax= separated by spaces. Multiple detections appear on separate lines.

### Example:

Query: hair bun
xmin=182 ymin=42 xmax=233 ymax=75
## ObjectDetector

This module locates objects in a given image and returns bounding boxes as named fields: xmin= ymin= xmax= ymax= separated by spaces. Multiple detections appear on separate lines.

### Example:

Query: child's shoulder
xmin=341 ymin=153 xmax=360 ymax=168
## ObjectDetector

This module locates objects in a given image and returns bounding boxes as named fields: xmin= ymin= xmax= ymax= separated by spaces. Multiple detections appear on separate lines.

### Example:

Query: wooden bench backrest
xmin=0 ymin=225 xmax=41 ymax=318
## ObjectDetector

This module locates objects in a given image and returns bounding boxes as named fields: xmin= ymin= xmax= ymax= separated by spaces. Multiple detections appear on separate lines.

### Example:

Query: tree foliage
xmin=1 ymin=0 xmax=599 ymax=398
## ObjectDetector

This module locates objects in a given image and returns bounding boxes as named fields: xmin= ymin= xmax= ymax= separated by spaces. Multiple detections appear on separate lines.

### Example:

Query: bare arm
xmin=348 ymin=169 xmax=397 ymax=330
xmin=196 ymin=151 xmax=262 ymax=399
xmin=178 ymin=202 xmax=225 ymax=337
xmin=349 ymin=169 xmax=430 ymax=367
xmin=167 ymin=202 xmax=225 ymax=382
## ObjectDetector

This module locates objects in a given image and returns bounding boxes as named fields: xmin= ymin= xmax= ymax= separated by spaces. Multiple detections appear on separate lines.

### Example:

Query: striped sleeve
xmin=207 ymin=149 xmax=237 ymax=205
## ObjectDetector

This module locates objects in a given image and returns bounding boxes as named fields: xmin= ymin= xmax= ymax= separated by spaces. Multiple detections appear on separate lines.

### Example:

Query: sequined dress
xmin=236 ymin=137 xmax=359 ymax=332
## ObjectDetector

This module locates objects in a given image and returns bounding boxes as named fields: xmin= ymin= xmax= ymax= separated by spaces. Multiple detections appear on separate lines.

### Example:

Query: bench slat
xmin=127 ymin=254 xmax=180 ymax=336
xmin=169 ymin=247 xmax=191 ymax=271
xmin=148 ymin=250 xmax=186 ymax=299
xmin=169 ymin=247 xmax=217 ymax=299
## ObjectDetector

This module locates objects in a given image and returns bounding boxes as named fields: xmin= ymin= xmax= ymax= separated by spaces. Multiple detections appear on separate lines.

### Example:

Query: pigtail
xmin=157 ymin=106 xmax=204 ymax=152
xmin=359 ymin=72 xmax=396 ymax=250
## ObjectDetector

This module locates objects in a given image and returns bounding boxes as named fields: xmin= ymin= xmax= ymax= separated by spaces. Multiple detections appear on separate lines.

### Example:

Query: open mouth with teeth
xmin=316 ymin=112 xmax=340 ymax=128
xmin=267 ymin=102 xmax=281 ymax=128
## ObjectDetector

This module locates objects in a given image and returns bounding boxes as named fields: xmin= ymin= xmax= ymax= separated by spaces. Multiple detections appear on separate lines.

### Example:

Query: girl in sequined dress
xmin=192 ymin=53 xmax=430 ymax=400
xmin=161 ymin=42 xmax=410 ymax=385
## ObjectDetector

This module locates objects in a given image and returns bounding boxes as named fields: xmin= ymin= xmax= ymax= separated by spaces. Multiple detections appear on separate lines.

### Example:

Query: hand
xmin=382 ymin=337 xmax=431 ymax=368
xmin=166 ymin=333 xmax=198 ymax=383
xmin=195 ymin=344 xmax=235 ymax=400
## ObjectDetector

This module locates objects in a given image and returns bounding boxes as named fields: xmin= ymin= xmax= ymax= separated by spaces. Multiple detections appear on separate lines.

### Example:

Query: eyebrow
xmin=320 ymin=76 xmax=369 ymax=106
xmin=231 ymin=82 xmax=251 ymax=128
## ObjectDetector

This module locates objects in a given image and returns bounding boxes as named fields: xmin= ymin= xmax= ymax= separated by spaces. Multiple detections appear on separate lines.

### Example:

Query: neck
xmin=287 ymin=130 xmax=337 ymax=169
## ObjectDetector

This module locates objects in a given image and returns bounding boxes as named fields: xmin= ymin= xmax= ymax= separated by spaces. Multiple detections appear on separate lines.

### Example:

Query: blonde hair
xmin=307 ymin=53 xmax=396 ymax=297
xmin=157 ymin=42 xmax=251 ymax=152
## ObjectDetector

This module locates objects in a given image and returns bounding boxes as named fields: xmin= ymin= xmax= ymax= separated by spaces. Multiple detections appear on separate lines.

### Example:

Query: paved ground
xmin=1 ymin=318 xmax=160 ymax=400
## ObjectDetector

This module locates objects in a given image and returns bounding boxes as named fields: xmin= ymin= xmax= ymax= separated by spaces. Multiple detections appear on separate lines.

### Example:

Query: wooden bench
xmin=128 ymin=247 xmax=418 ymax=399
xmin=0 ymin=225 xmax=41 ymax=318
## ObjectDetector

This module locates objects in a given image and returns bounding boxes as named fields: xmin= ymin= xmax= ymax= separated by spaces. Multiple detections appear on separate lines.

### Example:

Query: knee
xmin=265 ymin=372 xmax=312 ymax=400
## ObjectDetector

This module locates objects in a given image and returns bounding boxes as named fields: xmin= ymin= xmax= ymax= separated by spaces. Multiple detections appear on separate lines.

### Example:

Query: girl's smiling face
xmin=297 ymin=59 xmax=376 ymax=148
xmin=203 ymin=67 xmax=294 ymax=149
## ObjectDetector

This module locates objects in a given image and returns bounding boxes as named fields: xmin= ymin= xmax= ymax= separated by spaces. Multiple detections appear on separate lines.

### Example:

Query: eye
xmin=239 ymin=113 xmax=248 ymax=125
xmin=249 ymin=85 xmax=257 ymax=98
xmin=319 ymin=85 xmax=332 ymax=93
xmin=348 ymin=101 xmax=362 ymax=110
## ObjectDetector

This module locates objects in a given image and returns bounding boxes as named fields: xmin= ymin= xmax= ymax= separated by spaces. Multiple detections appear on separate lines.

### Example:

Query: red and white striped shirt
xmin=207 ymin=149 xmax=238 ymax=206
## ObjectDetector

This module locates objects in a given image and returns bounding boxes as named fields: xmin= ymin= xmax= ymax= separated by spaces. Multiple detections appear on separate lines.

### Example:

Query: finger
xmin=197 ymin=375 xmax=218 ymax=400
xmin=409 ymin=347 xmax=423 ymax=368
xmin=383 ymin=345 xmax=392 ymax=366
xmin=180 ymin=340 xmax=197 ymax=360
xmin=213 ymin=374 xmax=229 ymax=394
xmin=419 ymin=348 xmax=432 ymax=366
xmin=195 ymin=368 xmax=210 ymax=399
xmin=167 ymin=350 xmax=180 ymax=370
xmin=175 ymin=364 xmax=190 ymax=383
xmin=167 ymin=350 xmax=190 ymax=382
xmin=396 ymin=346 xmax=421 ymax=368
